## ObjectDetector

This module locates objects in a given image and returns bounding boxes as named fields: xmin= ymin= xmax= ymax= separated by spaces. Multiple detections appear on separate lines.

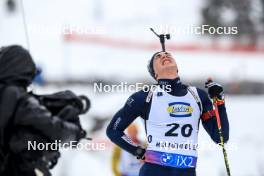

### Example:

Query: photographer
xmin=0 ymin=45 xmax=88 ymax=176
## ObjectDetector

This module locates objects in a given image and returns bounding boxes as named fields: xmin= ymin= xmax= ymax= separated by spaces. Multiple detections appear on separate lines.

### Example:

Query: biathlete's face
xmin=153 ymin=51 xmax=178 ymax=79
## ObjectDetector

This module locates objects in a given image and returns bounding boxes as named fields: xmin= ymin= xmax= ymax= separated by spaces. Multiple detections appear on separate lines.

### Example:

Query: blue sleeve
xmin=106 ymin=90 xmax=148 ymax=155
xmin=197 ymin=88 xmax=229 ymax=143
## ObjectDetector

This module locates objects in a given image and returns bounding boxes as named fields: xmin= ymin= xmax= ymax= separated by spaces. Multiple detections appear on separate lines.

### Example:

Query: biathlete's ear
xmin=207 ymin=77 xmax=213 ymax=82
xmin=154 ymin=74 xmax=158 ymax=80
xmin=205 ymin=77 xmax=213 ymax=88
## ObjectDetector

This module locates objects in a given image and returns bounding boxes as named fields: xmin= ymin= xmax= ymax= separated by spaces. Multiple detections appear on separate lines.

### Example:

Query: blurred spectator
xmin=262 ymin=0 xmax=264 ymax=25
xmin=202 ymin=0 xmax=225 ymax=30
xmin=6 ymin=0 xmax=16 ymax=13
xmin=202 ymin=0 xmax=258 ymax=46
xmin=231 ymin=0 xmax=257 ymax=46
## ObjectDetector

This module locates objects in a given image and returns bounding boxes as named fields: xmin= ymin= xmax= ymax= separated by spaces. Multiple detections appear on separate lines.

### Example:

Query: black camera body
xmin=33 ymin=90 xmax=91 ymax=116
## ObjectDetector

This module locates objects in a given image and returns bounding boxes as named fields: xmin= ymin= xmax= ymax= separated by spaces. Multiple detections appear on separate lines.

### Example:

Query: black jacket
xmin=0 ymin=45 xmax=82 ymax=176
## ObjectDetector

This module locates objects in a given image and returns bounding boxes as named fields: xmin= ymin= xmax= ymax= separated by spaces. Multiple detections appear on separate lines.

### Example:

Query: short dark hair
xmin=147 ymin=51 xmax=162 ymax=79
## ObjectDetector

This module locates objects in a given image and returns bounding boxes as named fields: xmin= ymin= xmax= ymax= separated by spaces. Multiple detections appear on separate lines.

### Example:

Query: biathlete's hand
xmin=205 ymin=78 xmax=224 ymax=99
xmin=135 ymin=146 xmax=146 ymax=160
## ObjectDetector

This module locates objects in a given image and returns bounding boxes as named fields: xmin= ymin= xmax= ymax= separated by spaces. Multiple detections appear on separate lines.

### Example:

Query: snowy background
xmin=1 ymin=0 xmax=264 ymax=175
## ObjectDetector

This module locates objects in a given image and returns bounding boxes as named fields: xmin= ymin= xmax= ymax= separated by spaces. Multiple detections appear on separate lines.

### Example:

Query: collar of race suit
xmin=157 ymin=77 xmax=188 ymax=96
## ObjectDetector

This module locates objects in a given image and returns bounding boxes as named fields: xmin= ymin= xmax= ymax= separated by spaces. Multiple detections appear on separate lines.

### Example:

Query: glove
xmin=134 ymin=146 xmax=146 ymax=160
xmin=205 ymin=79 xmax=224 ymax=99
